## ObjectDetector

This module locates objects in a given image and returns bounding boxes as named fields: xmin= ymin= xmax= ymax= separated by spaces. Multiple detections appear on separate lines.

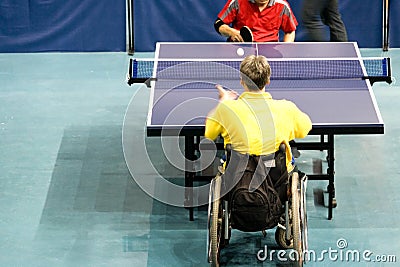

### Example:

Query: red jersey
xmin=218 ymin=0 xmax=298 ymax=42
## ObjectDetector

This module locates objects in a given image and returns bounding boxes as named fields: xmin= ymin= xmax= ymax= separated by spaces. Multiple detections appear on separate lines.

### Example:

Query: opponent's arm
xmin=214 ymin=18 xmax=244 ymax=42
xmin=282 ymin=31 xmax=296 ymax=42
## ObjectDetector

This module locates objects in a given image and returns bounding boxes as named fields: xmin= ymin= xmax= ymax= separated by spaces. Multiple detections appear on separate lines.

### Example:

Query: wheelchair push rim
xmin=291 ymin=172 xmax=308 ymax=267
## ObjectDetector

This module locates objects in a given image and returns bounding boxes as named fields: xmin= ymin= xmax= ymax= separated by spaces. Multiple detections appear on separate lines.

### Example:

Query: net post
xmin=127 ymin=0 xmax=134 ymax=55
xmin=383 ymin=0 xmax=390 ymax=51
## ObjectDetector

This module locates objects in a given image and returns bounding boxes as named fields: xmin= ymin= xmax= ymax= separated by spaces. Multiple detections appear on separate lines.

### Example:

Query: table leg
xmin=185 ymin=136 xmax=195 ymax=221
xmin=327 ymin=134 xmax=336 ymax=220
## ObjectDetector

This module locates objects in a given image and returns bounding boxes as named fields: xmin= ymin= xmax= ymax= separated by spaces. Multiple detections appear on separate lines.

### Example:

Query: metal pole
xmin=383 ymin=0 xmax=390 ymax=51
xmin=127 ymin=0 xmax=134 ymax=55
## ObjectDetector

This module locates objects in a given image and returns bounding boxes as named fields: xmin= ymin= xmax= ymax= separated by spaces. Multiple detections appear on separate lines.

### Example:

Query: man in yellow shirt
xmin=205 ymin=55 xmax=312 ymax=174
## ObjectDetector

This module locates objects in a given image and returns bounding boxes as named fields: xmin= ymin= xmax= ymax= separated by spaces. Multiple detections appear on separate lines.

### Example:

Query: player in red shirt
xmin=214 ymin=0 xmax=298 ymax=42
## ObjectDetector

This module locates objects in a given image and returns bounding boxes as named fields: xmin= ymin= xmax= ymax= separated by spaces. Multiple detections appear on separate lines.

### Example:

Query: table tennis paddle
xmin=240 ymin=26 xmax=253 ymax=42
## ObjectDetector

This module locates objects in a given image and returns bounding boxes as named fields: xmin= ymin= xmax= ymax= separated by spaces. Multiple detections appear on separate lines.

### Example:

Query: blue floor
xmin=0 ymin=48 xmax=399 ymax=266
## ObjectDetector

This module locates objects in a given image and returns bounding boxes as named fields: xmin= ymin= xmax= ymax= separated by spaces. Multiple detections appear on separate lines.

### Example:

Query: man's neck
xmin=244 ymin=87 xmax=265 ymax=93
xmin=256 ymin=1 xmax=269 ymax=12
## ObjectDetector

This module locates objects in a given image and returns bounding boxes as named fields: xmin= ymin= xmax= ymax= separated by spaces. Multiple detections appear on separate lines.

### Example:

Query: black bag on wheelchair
xmin=227 ymin=151 xmax=287 ymax=232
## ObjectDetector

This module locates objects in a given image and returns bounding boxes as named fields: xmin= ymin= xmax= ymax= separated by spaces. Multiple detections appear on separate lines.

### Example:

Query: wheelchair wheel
xmin=208 ymin=173 xmax=222 ymax=267
xmin=300 ymin=174 xmax=308 ymax=256
xmin=275 ymin=226 xmax=293 ymax=249
xmin=291 ymin=172 xmax=308 ymax=267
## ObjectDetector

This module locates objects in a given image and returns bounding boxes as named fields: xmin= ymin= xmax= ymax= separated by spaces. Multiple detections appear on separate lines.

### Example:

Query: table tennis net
xmin=128 ymin=57 xmax=391 ymax=85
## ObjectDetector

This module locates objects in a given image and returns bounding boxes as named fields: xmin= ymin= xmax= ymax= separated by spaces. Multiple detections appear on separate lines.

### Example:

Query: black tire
xmin=209 ymin=174 xmax=222 ymax=267
xmin=275 ymin=226 xmax=293 ymax=249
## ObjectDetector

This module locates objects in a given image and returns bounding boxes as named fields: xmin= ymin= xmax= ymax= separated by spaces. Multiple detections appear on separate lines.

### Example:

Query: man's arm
xmin=282 ymin=31 xmax=296 ymax=42
xmin=293 ymin=107 xmax=312 ymax=139
xmin=204 ymin=85 xmax=238 ymax=140
xmin=205 ymin=111 xmax=221 ymax=141
xmin=215 ymin=85 xmax=239 ymax=101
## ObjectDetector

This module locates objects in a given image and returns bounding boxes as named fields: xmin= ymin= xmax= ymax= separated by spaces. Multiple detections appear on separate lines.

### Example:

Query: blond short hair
xmin=240 ymin=55 xmax=271 ymax=91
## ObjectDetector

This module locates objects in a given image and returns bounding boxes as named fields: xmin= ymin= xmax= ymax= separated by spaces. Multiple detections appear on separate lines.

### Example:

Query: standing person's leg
xmin=323 ymin=0 xmax=348 ymax=41
xmin=301 ymin=0 xmax=329 ymax=41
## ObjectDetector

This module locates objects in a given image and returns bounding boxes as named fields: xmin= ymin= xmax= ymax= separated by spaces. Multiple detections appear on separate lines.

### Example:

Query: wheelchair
xmin=207 ymin=146 xmax=308 ymax=267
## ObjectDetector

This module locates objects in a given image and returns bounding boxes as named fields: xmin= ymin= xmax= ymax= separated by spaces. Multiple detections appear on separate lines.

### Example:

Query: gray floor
xmin=0 ymin=48 xmax=399 ymax=267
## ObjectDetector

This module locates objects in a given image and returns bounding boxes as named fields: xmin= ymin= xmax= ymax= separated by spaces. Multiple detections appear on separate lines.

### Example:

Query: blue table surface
xmin=147 ymin=42 xmax=383 ymax=132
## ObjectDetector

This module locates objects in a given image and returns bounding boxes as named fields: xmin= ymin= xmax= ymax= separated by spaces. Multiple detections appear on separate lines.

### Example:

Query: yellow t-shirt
xmin=204 ymin=91 xmax=312 ymax=172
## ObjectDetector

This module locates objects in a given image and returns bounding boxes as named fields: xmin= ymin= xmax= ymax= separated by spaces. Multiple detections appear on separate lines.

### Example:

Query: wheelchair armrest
xmin=279 ymin=143 xmax=286 ymax=153
xmin=225 ymin=144 xmax=232 ymax=166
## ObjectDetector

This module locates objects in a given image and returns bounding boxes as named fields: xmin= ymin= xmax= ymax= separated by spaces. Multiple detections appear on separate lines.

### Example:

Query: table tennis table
xmin=128 ymin=42 xmax=391 ymax=220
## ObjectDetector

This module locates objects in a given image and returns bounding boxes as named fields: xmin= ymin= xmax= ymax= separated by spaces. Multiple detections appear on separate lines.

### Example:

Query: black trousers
xmin=301 ymin=0 xmax=348 ymax=42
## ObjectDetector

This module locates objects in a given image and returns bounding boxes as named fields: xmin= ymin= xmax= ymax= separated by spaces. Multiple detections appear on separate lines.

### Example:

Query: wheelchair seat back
xmin=222 ymin=149 xmax=288 ymax=232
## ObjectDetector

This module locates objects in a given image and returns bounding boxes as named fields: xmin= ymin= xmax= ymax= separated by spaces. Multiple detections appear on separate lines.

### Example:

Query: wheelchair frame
xmin=207 ymin=168 xmax=308 ymax=267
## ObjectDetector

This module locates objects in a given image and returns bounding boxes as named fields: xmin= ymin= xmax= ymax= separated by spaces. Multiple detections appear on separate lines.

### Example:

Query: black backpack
xmin=229 ymin=153 xmax=287 ymax=232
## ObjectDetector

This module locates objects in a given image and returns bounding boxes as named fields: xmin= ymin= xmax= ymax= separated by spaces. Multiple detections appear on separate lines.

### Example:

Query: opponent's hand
xmin=219 ymin=25 xmax=244 ymax=42
xmin=230 ymin=30 xmax=244 ymax=42
xmin=216 ymin=85 xmax=239 ymax=101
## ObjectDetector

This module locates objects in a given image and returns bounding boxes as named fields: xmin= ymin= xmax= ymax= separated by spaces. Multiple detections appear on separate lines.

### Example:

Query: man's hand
xmin=216 ymin=85 xmax=239 ymax=101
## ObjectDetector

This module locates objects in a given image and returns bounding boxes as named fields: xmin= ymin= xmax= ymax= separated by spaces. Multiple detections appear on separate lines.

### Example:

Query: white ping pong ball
xmin=236 ymin=48 xmax=245 ymax=56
